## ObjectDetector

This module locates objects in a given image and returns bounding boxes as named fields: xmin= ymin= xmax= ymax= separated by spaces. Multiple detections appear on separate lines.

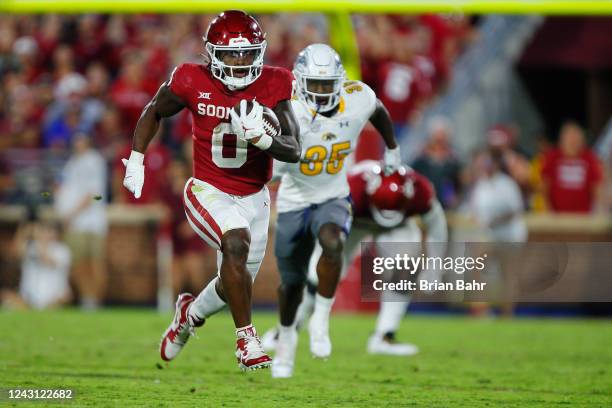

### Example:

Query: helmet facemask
xmin=370 ymin=207 xmax=405 ymax=228
xmin=296 ymin=74 xmax=343 ymax=113
xmin=205 ymin=39 xmax=267 ymax=89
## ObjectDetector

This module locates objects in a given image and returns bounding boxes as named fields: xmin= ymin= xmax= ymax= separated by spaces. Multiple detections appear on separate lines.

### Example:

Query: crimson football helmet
xmin=366 ymin=164 xmax=414 ymax=228
xmin=203 ymin=10 xmax=267 ymax=89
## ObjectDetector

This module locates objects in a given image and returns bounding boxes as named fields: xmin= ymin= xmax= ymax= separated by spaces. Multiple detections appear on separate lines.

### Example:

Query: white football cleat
xmin=308 ymin=313 xmax=331 ymax=359
xmin=160 ymin=293 xmax=205 ymax=361
xmin=261 ymin=326 xmax=279 ymax=352
xmin=367 ymin=333 xmax=419 ymax=356
xmin=235 ymin=326 xmax=272 ymax=371
xmin=271 ymin=329 xmax=298 ymax=378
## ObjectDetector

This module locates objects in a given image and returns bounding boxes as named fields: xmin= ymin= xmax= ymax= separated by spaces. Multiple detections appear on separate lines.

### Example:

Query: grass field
xmin=0 ymin=310 xmax=611 ymax=407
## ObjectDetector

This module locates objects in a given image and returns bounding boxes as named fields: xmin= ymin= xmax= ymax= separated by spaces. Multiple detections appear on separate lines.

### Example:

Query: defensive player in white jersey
xmin=271 ymin=44 xmax=400 ymax=378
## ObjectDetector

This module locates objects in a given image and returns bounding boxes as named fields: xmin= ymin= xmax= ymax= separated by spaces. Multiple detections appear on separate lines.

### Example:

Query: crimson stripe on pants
xmin=184 ymin=207 xmax=221 ymax=249
xmin=183 ymin=179 xmax=223 ymax=248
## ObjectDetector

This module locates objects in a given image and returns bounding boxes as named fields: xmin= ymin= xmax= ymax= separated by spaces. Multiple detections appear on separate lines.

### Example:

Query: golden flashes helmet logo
xmin=322 ymin=132 xmax=337 ymax=141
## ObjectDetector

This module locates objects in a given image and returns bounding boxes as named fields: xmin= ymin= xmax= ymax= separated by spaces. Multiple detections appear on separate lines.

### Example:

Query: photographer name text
xmin=372 ymin=279 xmax=487 ymax=292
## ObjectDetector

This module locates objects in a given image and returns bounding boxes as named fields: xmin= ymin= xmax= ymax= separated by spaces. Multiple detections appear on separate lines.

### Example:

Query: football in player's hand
xmin=233 ymin=100 xmax=281 ymax=142
xmin=261 ymin=106 xmax=281 ymax=138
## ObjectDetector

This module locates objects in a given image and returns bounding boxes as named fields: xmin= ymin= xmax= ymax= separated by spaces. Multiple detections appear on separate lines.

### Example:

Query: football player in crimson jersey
xmin=121 ymin=10 xmax=300 ymax=371
xmin=263 ymin=160 xmax=448 ymax=356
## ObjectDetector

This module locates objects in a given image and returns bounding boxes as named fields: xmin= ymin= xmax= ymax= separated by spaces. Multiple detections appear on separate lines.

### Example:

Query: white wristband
xmin=129 ymin=150 xmax=145 ymax=165
xmin=252 ymin=134 xmax=273 ymax=150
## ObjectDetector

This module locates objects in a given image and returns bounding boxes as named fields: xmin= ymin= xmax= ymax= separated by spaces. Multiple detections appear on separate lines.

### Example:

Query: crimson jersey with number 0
xmin=169 ymin=63 xmax=293 ymax=195
xmin=348 ymin=160 xmax=435 ymax=218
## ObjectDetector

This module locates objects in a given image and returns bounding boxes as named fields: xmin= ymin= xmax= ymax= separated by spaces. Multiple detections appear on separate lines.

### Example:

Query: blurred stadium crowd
xmin=0 ymin=13 xmax=477 ymax=206
xmin=0 ymin=14 xmax=609 ymax=309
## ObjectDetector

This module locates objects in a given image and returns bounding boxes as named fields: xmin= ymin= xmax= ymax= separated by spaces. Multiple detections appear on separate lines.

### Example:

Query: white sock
xmin=279 ymin=322 xmax=296 ymax=339
xmin=294 ymin=287 xmax=315 ymax=329
xmin=312 ymin=293 xmax=334 ymax=321
xmin=189 ymin=277 xmax=226 ymax=320
xmin=236 ymin=324 xmax=256 ymax=338
xmin=375 ymin=299 xmax=409 ymax=336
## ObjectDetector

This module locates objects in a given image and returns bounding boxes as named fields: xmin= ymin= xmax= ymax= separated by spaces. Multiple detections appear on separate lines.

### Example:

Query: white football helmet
xmin=293 ymin=44 xmax=346 ymax=113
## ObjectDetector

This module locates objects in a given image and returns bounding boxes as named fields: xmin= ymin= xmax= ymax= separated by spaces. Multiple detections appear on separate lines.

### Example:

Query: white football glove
xmin=383 ymin=146 xmax=401 ymax=175
xmin=230 ymin=99 xmax=265 ymax=141
xmin=121 ymin=150 xmax=145 ymax=199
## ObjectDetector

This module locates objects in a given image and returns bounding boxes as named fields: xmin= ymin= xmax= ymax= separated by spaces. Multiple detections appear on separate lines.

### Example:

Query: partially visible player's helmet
xmin=293 ymin=44 xmax=346 ymax=113
xmin=366 ymin=164 xmax=414 ymax=228
xmin=204 ymin=10 xmax=267 ymax=89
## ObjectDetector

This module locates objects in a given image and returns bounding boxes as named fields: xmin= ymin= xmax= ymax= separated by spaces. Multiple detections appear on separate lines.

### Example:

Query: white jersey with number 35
xmin=275 ymin=81 xmax=377 ymax=213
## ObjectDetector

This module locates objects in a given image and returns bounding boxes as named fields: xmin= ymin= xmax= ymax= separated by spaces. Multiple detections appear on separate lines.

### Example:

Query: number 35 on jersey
xmin=275 ymin=80 xmax=378 ymax=213
xmin=300 ymin=142 xmax=352 ymax=176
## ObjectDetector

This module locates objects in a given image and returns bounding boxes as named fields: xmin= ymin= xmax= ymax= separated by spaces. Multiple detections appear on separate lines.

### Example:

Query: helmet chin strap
xmin=226 ymin=82 xmax=245 ymax=91
xmin=316 ymin=98 xmax=341 ymax=117
xmin=311 ymin=103 xmax=321 ymax=123
xmin=220 ymin=68 xmax=251 ymax=91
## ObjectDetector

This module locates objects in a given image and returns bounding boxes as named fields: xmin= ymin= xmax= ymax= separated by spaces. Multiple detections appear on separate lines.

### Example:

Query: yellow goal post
xmin=1 ymin=1 xmax=610 ymax=87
